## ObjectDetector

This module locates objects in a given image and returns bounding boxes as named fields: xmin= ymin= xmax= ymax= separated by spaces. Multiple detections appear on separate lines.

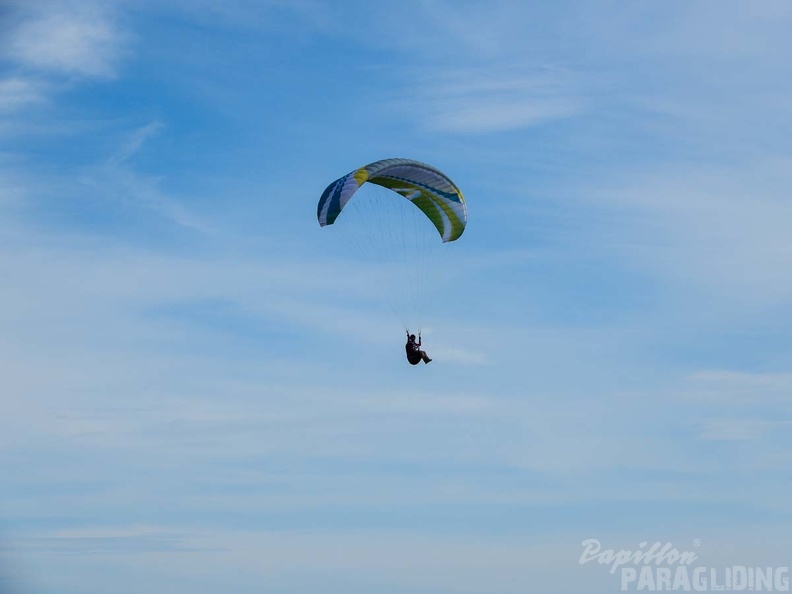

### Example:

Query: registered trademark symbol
xmin=693 ymin=539 xmax=701 ymax=547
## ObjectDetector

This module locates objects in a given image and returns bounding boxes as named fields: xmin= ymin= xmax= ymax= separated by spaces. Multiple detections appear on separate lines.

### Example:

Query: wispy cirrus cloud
xmin=687 ymin=371 xmax=792 ymax=407
xmin=698 ymin=418 xmax=786 ymax=441
xmin=396 ymin=67 xmax=585 ymax=133
xmin=585 ymin=157 xmax=792 ymax=309
xmin=10 ymin=526 xmax=203 ymax=555
xmin=84 ymin=120 xmax=215 ymax=233
xmin=108 ymin=121 xmax=164 ymax=166
xmin=674 ymin=371 xmax=792 ymax=443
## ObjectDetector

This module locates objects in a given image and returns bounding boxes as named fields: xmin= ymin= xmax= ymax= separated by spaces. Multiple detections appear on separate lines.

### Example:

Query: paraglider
xmin=405 ymin=331 xmax=431 ymax=365
xmin=317 ymin=158 xmax=467 ymax=364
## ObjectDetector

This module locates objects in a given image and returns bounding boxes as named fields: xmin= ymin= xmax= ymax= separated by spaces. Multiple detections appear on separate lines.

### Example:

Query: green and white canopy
xmin=317 ymin=158 xmax=467 ymax=243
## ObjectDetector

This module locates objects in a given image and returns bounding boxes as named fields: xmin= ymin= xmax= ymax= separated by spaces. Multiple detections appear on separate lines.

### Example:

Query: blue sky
xmin=2 ymin=1 xmax=792 ymax=592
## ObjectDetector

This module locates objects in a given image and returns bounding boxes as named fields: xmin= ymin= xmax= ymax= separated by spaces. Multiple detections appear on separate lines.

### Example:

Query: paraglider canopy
xmin=317 ymin=158 xmax=467 ymax=242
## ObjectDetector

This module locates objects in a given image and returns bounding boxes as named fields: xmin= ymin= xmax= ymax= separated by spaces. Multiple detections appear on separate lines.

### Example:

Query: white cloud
xmin=0 ymin=2 xmax=128 ymax=116
xmin=8 ymin=5 xmax=126 ymax=78
xmin=0 ymin=78 xmax=44 ymax=112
